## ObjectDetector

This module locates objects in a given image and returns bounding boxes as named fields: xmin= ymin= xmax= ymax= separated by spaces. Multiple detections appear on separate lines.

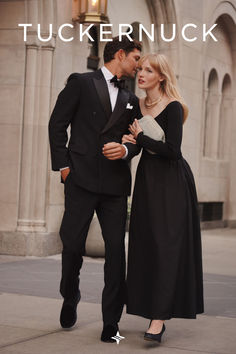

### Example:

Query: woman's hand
xmin=129 ymin=119 xmax=143 ymax=139
xmin=122 ymin=134 xmax=136 ymax=144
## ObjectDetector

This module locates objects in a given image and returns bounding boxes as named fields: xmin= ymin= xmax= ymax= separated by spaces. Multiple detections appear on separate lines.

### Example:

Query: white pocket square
xmin=126 ymin=103 xmax=133 ymax=110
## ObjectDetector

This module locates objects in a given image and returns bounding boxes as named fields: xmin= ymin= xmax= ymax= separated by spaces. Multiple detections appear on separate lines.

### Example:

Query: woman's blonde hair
xmin=139 ymin=53 xmax=188 ymax=122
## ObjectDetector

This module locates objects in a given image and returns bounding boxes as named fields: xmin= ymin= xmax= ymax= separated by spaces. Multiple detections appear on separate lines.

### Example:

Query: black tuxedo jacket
xmin=48 ymin=69 xmax=140 ymax=196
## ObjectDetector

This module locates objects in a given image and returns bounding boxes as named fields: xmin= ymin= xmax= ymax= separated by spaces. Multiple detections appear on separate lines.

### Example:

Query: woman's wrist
xmin=137 ymin=131 xmax=143 ymax=139
xmin=136 ymin=131 xmax=144 ymax=144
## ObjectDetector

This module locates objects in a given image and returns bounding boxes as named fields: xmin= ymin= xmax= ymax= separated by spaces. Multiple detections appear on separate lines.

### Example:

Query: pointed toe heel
xmin=144 ymin=323 xmax=166 ymax=343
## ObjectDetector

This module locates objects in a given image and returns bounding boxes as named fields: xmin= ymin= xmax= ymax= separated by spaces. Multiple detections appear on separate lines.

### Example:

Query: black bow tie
xmin=110 ymin=75 xmax=125 ymax=89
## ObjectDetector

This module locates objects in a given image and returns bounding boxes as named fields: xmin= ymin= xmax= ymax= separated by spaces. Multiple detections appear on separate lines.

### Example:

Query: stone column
xmin=17 ymin=39 xmax=56 ymax=233
xmin=17 ymin=36 xmax=41 ymax=232
xmin=15 ymin=30 xmax=59 ymax=254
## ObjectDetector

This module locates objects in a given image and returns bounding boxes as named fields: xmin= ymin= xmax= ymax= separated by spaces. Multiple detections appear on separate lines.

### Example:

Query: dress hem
xmin=126 ymin=307 xmax=204 ymax=320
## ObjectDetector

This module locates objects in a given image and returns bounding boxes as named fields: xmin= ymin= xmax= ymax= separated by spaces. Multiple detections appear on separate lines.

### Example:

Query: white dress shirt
xmin=101 ymin=66 xmax=119 ymax=112
xmin=100 ymin=66 xmax=128 ymax=158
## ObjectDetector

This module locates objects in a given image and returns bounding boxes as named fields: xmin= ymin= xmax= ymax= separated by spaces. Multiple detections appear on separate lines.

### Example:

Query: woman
xmin=123 ymin=54 xmax=204 ymax=342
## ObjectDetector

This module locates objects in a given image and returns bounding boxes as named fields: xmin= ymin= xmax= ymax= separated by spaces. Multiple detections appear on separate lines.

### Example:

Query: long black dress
xmin=126 ymin=101 xmax=204 ymax=320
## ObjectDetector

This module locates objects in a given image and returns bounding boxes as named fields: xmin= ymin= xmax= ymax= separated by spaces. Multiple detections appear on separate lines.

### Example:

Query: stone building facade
xmin=0 ymin=0 xmax=235 ymax=256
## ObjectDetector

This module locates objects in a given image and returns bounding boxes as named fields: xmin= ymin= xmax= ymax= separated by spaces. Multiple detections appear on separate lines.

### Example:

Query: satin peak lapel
xmin=102 ymin=89 xmax=130 ymax=134
xmin=93 ymin=71 xmax=112 ymax=119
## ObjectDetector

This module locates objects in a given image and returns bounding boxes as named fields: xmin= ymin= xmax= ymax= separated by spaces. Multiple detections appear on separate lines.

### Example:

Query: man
xmin=48 ymin=36 xmax=141 ymax=342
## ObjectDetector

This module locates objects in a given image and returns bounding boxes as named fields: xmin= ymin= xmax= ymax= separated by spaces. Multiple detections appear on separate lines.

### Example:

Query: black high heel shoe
xmin=144 ymin=323 xmax=166 ymax=342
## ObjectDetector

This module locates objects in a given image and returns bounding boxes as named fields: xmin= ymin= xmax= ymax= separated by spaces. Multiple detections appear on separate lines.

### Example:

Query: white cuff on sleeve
xmin=121 ymin=144 xmax=128 ymax=159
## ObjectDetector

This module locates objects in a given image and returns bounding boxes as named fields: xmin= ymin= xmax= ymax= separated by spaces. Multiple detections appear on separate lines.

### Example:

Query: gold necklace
xmin=144 ymin=95 xmax=163 ymax=109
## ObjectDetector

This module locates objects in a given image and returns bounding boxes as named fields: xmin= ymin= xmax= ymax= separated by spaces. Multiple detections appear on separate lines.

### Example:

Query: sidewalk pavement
xmin=0 ymin=228 xmax=236 ymax=354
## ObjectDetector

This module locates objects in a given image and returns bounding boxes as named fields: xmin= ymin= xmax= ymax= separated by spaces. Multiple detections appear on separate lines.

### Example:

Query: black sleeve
xmin=124 ymin=94 xmax=142 ymax=161
xmin=48 ymin=76 xmax=81 ymax=171
xmin=136 ymin=101 xmax=183 ymax=160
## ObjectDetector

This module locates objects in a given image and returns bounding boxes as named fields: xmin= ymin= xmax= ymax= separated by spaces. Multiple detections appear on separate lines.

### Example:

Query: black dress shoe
xmin=101 ymin=324 xmax=118 ymax=343
xmin=144 ymin=323 xmax=166 ymax=342
xmin=60 ymin=302 xmax=78 ymax=329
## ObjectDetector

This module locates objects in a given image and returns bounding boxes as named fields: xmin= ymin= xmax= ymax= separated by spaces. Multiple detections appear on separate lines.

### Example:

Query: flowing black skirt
xmin=126 ymin=151 xmax=204 ymax=320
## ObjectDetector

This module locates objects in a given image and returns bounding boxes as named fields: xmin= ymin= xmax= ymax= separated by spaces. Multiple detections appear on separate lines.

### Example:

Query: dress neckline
xmin=140 ymin=100 xmax=179 ymax=120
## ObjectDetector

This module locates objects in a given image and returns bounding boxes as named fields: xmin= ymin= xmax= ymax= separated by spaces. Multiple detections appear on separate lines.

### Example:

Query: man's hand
xmin=102 ymin=142 xmax=126 ymax=160
xmin=122 ymin=134 xmax=136 ymax=144
xmin=61 ymin=167 xmax=70 ymax=182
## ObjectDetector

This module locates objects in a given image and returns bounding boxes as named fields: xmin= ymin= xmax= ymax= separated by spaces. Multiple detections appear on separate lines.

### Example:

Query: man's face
xmin=120 ymin=49 xmax=141 ymax=78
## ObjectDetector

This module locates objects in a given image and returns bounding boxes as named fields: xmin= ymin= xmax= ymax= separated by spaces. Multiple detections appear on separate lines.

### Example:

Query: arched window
xmin=218 ymin=74 xmax=232 ymax=160
xmin=203 ymin=69 xmax=219 ymax=158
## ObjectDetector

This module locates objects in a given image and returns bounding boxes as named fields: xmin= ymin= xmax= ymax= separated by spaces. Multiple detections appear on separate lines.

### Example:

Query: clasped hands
xmin=122 ymin=119 xmax=143 ymax=144
xmin=103 ymin=119 xmax=142 ymax=160
xmin=103 ymin=119 xmax=143 ymax=161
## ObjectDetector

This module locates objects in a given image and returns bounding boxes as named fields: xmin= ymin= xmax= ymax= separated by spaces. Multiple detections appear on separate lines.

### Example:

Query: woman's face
xmin=137 ymin=59 xmax=163 ymax=90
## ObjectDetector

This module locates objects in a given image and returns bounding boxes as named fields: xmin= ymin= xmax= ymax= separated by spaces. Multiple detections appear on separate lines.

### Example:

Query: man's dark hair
xmin=103 ymin=36 xmax=142 ymax=63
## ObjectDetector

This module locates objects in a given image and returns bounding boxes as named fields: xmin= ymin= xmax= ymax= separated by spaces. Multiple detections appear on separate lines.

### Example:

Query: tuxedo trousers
xmin=59 ymin=172 xmax=127 ymax=326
